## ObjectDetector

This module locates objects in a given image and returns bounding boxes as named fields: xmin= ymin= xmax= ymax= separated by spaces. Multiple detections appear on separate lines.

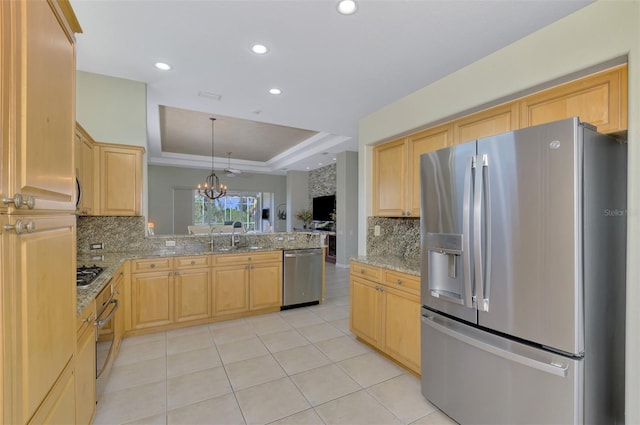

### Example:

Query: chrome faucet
xmin=231 ymin=228 xmax=241 ymax=248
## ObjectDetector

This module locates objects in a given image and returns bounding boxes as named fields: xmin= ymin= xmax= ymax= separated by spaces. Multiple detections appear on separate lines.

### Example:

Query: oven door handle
xmin=95 ymin=299 xmax=118 ymax=328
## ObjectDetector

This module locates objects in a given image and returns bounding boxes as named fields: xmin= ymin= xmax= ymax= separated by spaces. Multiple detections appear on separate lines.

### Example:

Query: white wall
xmin=336 ymin=151 xmax=358 ymax=266
xmin=76 ymin=71 xmax=149 ymax=216
xmin=286 ymin=170 xmax=310 ymax=230
xmin=357 ymin=1 xmax=640 ymax=421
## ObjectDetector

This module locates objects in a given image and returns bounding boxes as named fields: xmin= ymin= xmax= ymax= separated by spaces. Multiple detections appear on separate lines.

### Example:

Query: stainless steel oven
xmin=95 ymin=282 xmax=119 ymax=398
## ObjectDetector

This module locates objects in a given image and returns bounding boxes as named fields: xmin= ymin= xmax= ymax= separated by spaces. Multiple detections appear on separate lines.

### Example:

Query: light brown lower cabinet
xmin=75 ymin=301 xmax=96 ymax=425
xmin=350 ymin=260 xmax=421 ymax=375
xmin=212 ymin=251 xmax=283 ymax=318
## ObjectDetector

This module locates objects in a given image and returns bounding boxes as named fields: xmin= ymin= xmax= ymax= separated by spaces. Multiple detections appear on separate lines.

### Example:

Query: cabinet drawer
xmin=383 ymin=270 xmax=420 ymax=295
xmin=131 ymin=258 xmax=172 ymax=273
xmin=214 ymin=250 xmax=282 ymax=265
xmin=175 ymin=255 xmax=209 ymax=269
xmin=76 ymin=301 xmax=96 ymax=334
xmin=350 ymin=261 xmax=381 ymax=283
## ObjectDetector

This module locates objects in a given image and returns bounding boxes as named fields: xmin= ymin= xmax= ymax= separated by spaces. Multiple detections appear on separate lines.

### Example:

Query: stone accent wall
xmin=366 ymin=216 xmax=420 ymax=263
xmin=309 ymin=163 xmax=336 ymax=198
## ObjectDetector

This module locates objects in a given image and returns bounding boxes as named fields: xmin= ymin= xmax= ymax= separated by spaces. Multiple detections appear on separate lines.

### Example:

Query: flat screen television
xmin=312 ymin=195 xmax=335 ymax=221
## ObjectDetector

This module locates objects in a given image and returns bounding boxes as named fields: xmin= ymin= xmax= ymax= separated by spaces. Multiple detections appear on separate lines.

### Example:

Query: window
xmin=193 ymin=191 xmax=262 ymax=232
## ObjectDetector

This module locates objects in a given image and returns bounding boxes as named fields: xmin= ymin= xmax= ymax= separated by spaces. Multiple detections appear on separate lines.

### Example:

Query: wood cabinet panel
xmin=407 ymin=124 xmax=453 ymax=216
xmin=96 ymin=144 xmax=143 ymax=216
xmin=9 ymin=215 xmax=76 ymax=423
xmin=131 ymin=258 xmax=172 ymax=273
xmin=175 ymin=255 xmax=209 ymax=269
xmin=454 ymin=102 xmax=519 ymax=145
xmin=213 ymin=250 xmax=281 ymax=266
xmin=175 ymin=268 xmax=211 ymax=322
xmin=75 ymin=124 xmax=94 ymax=215
xmin=350 ymin=261 xmax=421 ymax=375
xmin=131 ymin=271 xmax=173 ymax=329
xmin=75 ymin=302 xmax=96 ymax=425
xmin=249 ymin=263 xmax=282 ymax=311
xmin=28 ymin=362 xmax=76 ymax=425
xmin=350 ymin=277 xmax=381 ymax=347
xmin=8 ymin=0 xmax=76 ymax=213
xmin=520 ymin=65 xmax=627 ymax=134
xmin=372 ymin=138 xmax=407 ymax=217
xmin=212 ymin=266 xmax=250 ymax=316
xmin=350 ymin=262 xmax=381 ymax=282
xmin=381 ymin=287 xmax=421 ymax=374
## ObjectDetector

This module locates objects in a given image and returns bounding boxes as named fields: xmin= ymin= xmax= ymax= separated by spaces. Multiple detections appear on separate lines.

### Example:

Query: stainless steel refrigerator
xmin=420 ymin=117 xmax=626 ymax=424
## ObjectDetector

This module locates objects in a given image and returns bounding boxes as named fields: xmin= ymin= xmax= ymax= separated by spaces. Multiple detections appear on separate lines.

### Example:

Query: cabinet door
xmin=407 ymin=124 xmax=453 ymax=217
xmin=76 ymin=319 xmax=96 ymax=425
xmin=520 ymin=65 xmax=627 ymax=134
xmin=0 ymin=2 xmax=10 ymax=214
xmin=113 ymin=269 xmax=125 ymax=353
xmin=381 ymin=287 xmax=421 ymax=374
xmin=131 ymin=271 xmax=173 ymax=329
xmin=75 ymin=126 xmax=94 ymax=215
xmin=28 ymin=363 xmax=76 ymax=425
xmin=10 ymin=0 xmax=76 ymax=212
xmin=454 ymin=102 xmax=519 ymax=145
xmin=372 ymin=138 xmax=407 ymax=217
xmin=175 ymin=268 xmax=211 ymax=322
xmin=7 ymin=215 xmax=76 ymax=423
xmin=212 ymin=266 xmax=249 ymax=316
xmin=350 ymin=276 xmax=381 ymax=347
xmin=97 ymin=145 xmax=142 ymax=216
xmin=249 ymin=262 xmax=282 ymax=311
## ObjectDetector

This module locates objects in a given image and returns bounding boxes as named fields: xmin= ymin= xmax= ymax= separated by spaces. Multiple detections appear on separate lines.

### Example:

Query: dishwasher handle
xmin=284 ymin=252 xmax=321 ymax=258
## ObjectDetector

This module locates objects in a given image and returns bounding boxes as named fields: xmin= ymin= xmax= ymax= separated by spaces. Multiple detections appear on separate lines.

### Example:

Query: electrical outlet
xmin=90 ymin=242 xmax=104 ymax=250
xmin=277 ymin=237 xmax=284 ymax=241
xmin=165 ymin=240 xmax=176 ymax=247
xmin=374 ymin=225 xmax=381 ymax=237
xmin=287 ymin=236 xmax=296 ymax=241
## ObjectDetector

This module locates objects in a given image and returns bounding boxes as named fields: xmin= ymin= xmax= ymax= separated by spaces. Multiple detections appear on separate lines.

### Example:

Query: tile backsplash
xmin=366 ymin=216 xmax=420 ymax=263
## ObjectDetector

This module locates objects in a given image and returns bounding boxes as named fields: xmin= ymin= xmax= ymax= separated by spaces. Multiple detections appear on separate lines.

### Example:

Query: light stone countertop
xmin=352 ymin=255 xmax=421 ymax=277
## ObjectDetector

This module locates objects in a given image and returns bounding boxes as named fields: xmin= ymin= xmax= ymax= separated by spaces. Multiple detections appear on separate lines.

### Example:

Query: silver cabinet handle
xmin=4 ymin=220 xmax=35 ymax=234
xmin=396 ymin=279 xmax=402 ymax=285
xmin=3 ymin=193 xmax=35 ymax=209
xmin=190 ymin=260 xmax=196 ymax=265
xmin=360 ymin=269 xmax=365 ymax=274
xmin=174 ymin=271 xmax=180 ymax=276
xmin=150 ymin=263 xmax=156 ymax=268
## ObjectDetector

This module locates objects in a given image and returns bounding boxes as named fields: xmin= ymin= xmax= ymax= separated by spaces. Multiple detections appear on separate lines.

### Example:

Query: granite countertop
xmin=352 ymin=255 xmax=421 ymax=277
xmin=75 ymin=246 xmax=300 ymax=315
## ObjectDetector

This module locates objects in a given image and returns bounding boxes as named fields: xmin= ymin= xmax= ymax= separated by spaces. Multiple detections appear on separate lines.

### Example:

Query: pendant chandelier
xmin=197 ymin=117 xmax=227 ymax=200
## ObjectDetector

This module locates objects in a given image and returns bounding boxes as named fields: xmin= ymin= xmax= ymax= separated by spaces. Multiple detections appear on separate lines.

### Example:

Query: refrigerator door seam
xmin=421 ymin=314 xmax=569 ymax=378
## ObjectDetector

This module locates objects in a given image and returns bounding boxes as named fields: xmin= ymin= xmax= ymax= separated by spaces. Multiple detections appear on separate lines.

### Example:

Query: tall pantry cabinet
xmin=1 ymin=1 xmax=82 ymax=424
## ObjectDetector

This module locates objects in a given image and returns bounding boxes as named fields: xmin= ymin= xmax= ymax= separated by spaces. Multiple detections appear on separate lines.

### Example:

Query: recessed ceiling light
xmin=269 ymin=88 xmax=282 ymax=95
xmin=333 ymin=157 xmax=337 ymax=161
xmin=154 ymin=62 xmax=172 ymax=71
xmin=306 ymin=166 xmax=310 ymax=170
xmin=251 ymin=43 xmax=269 ymax=55
xmin=318 ymin=162 xmax=323 ymax=166
xmin=337 ymin=0 xmax=357 ymax=15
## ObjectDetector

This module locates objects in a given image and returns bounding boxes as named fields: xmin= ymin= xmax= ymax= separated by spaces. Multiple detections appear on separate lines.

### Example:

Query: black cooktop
xmin=76 ymin=265 xmax=104 ymax=287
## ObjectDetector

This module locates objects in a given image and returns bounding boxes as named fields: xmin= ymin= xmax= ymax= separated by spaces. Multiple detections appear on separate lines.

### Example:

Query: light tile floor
xmin=94 ymin=263 xmax=457 ymax=425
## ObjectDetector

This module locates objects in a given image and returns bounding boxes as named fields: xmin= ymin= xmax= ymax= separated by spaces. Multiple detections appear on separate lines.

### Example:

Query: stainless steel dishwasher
xmin=282 ymin=248 xmax=323 ymax=309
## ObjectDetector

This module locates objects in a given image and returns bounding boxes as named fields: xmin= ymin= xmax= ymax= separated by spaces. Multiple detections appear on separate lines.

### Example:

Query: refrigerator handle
xmin=482 ymin=155 xmax=492 ymax=311
xmin=473 ymin=154 xmax=490 ymax=312
xmin=462 ymin=156 xmax=475 ymax=309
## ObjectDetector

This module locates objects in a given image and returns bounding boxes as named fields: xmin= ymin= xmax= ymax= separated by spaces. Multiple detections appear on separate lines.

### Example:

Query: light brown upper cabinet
xmin=520 ymin=65 xmax=627 ymax=135
xmin=75 ymin=125 xmax=95 ymax=215
xmin=95 ymin=142 xmax=144 ymax=216
xmin=454 ymin=102 xmax=519 ymax=145
xmin=2 ymin=0 xmax=78 ymax=214
xmin=371 ymin=64 xmax=628 ymax=217
xmin=373 ymin=124 xmax=452 ymax=217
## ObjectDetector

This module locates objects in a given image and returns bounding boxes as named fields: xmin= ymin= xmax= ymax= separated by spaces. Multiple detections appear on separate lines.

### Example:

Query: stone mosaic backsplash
xmin=77 ymin=216 xmax=322 ymax=254
xmin=366 ymin=216 xmax=420 ymax=264
xmin=309 ymin=163 xmax=336 ymax=198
